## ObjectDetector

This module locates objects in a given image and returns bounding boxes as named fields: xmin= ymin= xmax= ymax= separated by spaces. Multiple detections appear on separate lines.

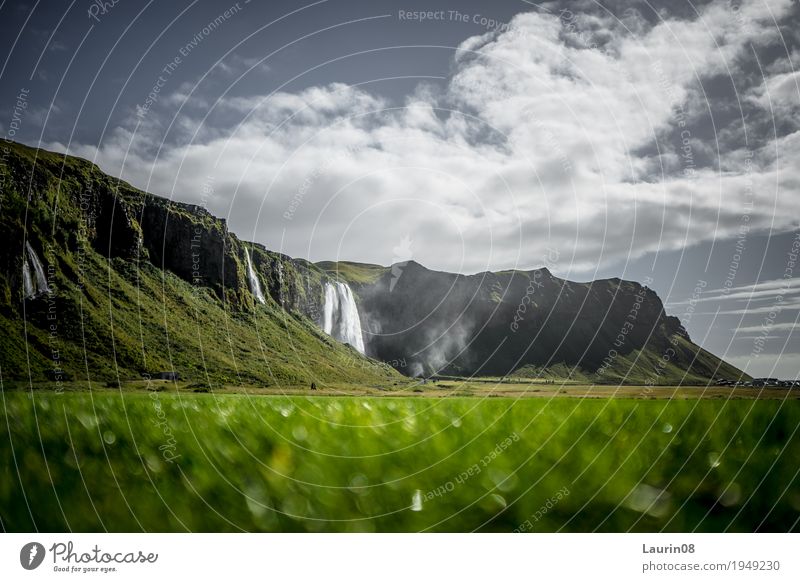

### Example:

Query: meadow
xmin=1 ymin=390 xmax=799 ymax=532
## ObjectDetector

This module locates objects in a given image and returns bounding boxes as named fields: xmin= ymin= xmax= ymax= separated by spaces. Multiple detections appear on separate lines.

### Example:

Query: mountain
xmin=0 ymin=140 xmax=745 ymax=387
xmin=0 ymin=140 xmax=398 ymax=386
xmin=319 ymin=260 xmax=747 ymax=385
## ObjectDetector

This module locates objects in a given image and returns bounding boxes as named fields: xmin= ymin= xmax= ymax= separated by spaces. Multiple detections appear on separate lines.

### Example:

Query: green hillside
xmin=0 ymin=140 xmax=747 ymax=387
xmin=0 ymin=140 xmax=398 ymax=386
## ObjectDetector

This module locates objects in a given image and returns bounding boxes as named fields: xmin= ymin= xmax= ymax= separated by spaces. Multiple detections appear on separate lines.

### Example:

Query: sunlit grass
xmin=1 ymin=391 xmax=798 ymax=532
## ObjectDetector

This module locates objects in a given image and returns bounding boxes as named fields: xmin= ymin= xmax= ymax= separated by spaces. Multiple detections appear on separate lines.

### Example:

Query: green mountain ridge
xmin=0 ymin=140 xmax=746 ymax=386
xmin=0 ymin=140 xmax=397 ymax=386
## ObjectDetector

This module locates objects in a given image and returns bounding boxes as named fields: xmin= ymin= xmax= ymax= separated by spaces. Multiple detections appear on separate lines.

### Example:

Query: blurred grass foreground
xmin=1 ymin=392 xmax=799 ymax=532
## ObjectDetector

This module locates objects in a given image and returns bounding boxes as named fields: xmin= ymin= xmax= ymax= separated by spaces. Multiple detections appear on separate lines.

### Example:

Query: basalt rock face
xmin=0 ymin=141 xmax=744 ymax=385
xmin=328 ymin=260 xmax=745 ymax=384
xmin=139 ymin=199 xmax=246 ymax=305
xmin=247 ymin=246 xmax=325 ymax=321
xmin=0 ymin=140 xmax=320 ymax=311
xmin=0 ymin=141 xmax=395 ymax=384
xmin=0 ymin=141 xmax=244 ymax=304
xmin=84 ymin=178 xmax=143 ymax=261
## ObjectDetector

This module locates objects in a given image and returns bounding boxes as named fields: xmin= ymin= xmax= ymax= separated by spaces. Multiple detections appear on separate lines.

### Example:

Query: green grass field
xmin=1 ymin=391 xmax=799 ymax=532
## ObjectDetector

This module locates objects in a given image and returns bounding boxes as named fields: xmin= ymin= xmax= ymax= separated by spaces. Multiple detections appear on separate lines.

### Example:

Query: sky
xmin=1 ymin=0 xmax=799 ymax=377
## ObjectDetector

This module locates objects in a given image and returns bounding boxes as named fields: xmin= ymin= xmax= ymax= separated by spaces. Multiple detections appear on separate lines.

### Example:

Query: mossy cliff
xmin=0 ymin=140 xmax=746 ymax=386
xmin=320 ymin=260 xmax=747 ymax=385
xmin=0 ymin=140 xmax=396 ymax=385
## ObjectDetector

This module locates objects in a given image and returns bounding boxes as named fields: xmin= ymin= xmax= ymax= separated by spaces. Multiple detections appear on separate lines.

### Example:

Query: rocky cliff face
xmin=140 ymin=199 xmax=247 ymax=306
xmin=0 ymin=141 xmax=744 ymax=385
xmin=0 ymin=140 xmax=329 ymax=313
xmin=325 ymin=260 xmax=743 ymax=384
xmin=0 ymin=141 xmax=389 ymax=384
xmin=248 ymin=246 xmax=325 ymax=320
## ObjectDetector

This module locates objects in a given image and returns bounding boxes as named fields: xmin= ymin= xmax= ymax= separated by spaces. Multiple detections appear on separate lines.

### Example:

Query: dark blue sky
xmin=1 ymin=0 xmax=739 ymax=145
xmin=1 ymin=0 xmax=532 ymax=144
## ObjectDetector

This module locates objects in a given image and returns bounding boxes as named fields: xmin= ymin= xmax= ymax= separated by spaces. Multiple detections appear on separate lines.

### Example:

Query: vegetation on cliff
xmin=0 ymin=141 xmax=745 ymax=386
xmin=0 ymin=140 xmax=397 ymax=385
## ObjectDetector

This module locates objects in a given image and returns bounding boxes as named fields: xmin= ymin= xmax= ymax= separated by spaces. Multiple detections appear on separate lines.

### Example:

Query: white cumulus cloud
xmin=52 ymin=0 xmax=800 ymax=277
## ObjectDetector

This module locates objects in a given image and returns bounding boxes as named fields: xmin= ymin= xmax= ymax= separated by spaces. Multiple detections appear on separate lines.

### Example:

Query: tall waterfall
xmin=244 ymin=248 xmax=265 ymax=304
xmin=22 ymin=241 xmax=50 ymax=299
xmin=322 ymin=281 xmax=365 ymax=353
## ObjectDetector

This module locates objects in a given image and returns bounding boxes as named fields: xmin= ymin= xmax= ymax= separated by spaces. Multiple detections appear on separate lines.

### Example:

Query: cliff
xmin=0 ymin=140 xmax=746 ymax=386
xmin=320 ymin=261 xmax=746 ymax=385
xmin=0 ymin=140 xmax=395 ymax=385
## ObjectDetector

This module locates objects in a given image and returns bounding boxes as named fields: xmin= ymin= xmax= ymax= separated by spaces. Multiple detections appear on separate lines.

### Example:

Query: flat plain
xmin=2 ymin=389 xmax=798 ymax=532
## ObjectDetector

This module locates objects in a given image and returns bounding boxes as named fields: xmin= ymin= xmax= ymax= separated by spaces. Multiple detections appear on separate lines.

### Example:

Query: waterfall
xmin=244 ymin=248 xmax=265 ymax=304
xmin=22 ymin=261 xmax=33 ymax=298
xmin=321 ymin=281 xmax=365 ymax=353
xmin=22 ymin=241 xmax=50 ymax=298
xmin=277 ymin=262 xmax=284 ymax=306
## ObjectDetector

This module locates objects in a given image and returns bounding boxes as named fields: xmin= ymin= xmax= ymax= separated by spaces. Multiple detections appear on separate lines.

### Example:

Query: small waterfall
xmin=22 ymin=261 xmax=33 ymax=298
xmin=244 ymin=248 xmax=265 ymax=304
xmin=321 ymin=281 xmax=365 ymax=353
xmin=277 ymin=262 xmax=284 ymax=306
xmin=23 ymin=241 xmax=50 ymax=298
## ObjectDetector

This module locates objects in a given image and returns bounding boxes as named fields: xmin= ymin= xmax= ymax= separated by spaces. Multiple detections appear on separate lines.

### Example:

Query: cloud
xmin=216 ymin=53 xmax=272 ymax=76
xmin=48 ymin=40 xmax=67 ymax=52
xmin=670 ymin=277 xmax=800 ymax=305
xmin=736 ymin=322 xmax=799 ymax=333
xmin=712 ymin=297 xmax=800 ymax=316
xmin=727 ymin=352 xmax=800 ymax=378
xmin=669 ymin=276 xmax=800 ymax=318
xmin=747 ymin=69 xmax=800 ymax=124
xmin=50 ymin=0 xmax=800 ymax=275
xmin=709 ymin=277 xmax=800 ymax=295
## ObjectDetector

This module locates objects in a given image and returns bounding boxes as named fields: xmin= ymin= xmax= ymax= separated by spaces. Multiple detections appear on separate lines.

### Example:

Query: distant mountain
xmin=319 ymin=260 xmax=748 ymax=385
xmin=0 ymin=141 xmax=745 ymax=387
